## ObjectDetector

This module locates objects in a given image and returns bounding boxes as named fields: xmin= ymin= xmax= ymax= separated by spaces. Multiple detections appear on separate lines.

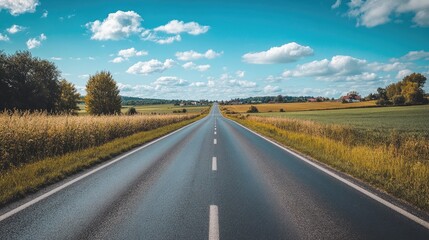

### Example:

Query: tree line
xmin=367 ymin=73 xmax=428 ymax=106
xmin=1 ymin=51 xmax=121 ymax=115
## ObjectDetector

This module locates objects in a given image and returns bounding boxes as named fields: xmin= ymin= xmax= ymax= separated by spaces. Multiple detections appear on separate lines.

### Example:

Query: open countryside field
xmin=77 ymin=103 xmax=209 ymax=115
xmin=256 ymin=105 xmax=429 ymax=136
xmin=223 ymin=101 xmax=376 ymax=113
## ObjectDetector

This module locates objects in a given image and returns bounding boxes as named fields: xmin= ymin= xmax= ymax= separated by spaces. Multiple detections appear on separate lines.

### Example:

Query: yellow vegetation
xmin=229 ymin=115 xmax=429 ymax=212
xmin=224 ymin=101 xmax=376 ymax=113
xmin=0 ymin=112 xmax=201 ymax=170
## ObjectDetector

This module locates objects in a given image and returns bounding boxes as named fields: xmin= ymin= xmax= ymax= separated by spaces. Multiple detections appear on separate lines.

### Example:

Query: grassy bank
xmin=0 ymin=114 xmax=206 ymax=206
xmin=226 ymin=114 xmax=429 ymax=212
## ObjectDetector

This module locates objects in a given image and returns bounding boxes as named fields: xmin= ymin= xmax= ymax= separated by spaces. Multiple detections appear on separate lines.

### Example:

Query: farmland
xmin=223 ymin=104 xmax=429 ymax=211
xmin=257 ymin=105 xmax=429 ymax=136
xmin=77 ymin=103 xmax=209 ymax=115
xmin=223 ymin=101 xmax=376 ymax=113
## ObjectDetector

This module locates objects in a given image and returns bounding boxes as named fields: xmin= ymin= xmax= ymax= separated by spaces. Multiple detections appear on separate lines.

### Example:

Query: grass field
xmin=257 ymin=105 xmax=429 ymax=136
xmin=77 ymin=103 xmax=209 ymax=115
xmin=223 ymin=101 xmax=376 ymax=113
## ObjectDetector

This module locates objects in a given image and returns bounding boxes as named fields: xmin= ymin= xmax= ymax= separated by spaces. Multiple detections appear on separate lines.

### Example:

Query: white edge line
xmin=212 ymin=157 xmax=217 ymax=171
xmin=227 ymin=118 xmax=429 ymax=230
xmin=209 ymin=205 xmax=219 ymax=240
xmin=214 ymin=139 xmax=217 ymax=144
xmin=0 ymin=117 xmax=206 ymax=222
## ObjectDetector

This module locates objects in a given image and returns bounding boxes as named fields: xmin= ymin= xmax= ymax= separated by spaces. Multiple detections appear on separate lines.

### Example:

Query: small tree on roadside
xmin=85 ymin=71 xmax=121 ymax=115
xmin=57 ymin=79 xmax=80 ymax=114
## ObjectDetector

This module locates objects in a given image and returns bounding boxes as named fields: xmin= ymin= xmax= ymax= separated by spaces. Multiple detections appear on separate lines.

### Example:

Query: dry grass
xmin=228 ymin=114 xmax=429 ymax=212
xmin=0 ymin=112 xmax=201 ymax=170
xmin=223 ymin=101 xmax=376 ymax=113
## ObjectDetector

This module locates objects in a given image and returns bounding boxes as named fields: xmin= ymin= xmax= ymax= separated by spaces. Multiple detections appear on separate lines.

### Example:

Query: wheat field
xmin=0 ymin=112 xmax=200 ymax=171
xmin=223 ymin=101 xmax=376 ymax=113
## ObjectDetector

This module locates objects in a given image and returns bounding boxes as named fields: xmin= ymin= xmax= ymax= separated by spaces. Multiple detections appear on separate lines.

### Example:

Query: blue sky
xmin=1 ymin=0 xmax=429 ymax=100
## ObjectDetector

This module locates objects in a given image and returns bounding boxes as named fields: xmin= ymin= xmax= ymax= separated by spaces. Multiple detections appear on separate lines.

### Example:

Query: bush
xmin=392 ymin=95 xmax=405 ymax=105
xmin=182 ymin=108 xmax=187 ymax=113
xmin=279 ymin=108 xmax=285 ymax=112
xmin=246 ymin=105 xmax=259 ymax=113
xmin=376 ymin=99 xmax=392 ymax=106
xmin=126 ymin=107 xmax=138 ymax=115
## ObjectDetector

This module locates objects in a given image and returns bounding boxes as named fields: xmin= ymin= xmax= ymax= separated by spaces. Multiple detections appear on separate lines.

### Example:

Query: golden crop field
xmin=223 ymin=101 xmax=376 ymax=113
xmin=0 ymin=112 xmax=200 ymax=170
xmin=77 ymin=103 xmax=210 ymax=115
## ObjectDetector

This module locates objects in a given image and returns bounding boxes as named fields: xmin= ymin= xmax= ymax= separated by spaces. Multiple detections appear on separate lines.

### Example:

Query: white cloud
xmin=0 ymin=33 xmax=9 ymax=41
xmin=190 ymin=81 xmax=207 ymax=87
xmin=401 ymin=50 xmax=429 ymax=61
xmin=368 ymin=61 xmax=406 ymax=72
xmin=110 ymin=57 xmax=125 ymax=63
xmin=153 ymin=76 xmax=188 ymax=87
xmin=0 ymin=0 xmax=39 ymax=16
xmin=41 ymin=9 xmax=47 ymax=18
xmin=264 ymin=85 xmax=282 ymax=93
xmin=141 ymin=30 xmax=182 ymax=44
xmin=26 ymin=33 xmax=46 ymax=49
xmin=182 ymin=62 xmax=211 ymax=72
xmin=88 ymin=57 xmax=95 ymax=60
xmin=345 ymin=72 xmax=377 ymax=81
xmin=111 ymin=47 xmax=148 ymax=63
xmin=228 ymin=79 xmax=257 ymax=88
xmin=86 ymin=10 xmax=143 ymax=40
xmin=283 ymin=55 xmax=368 ymax=78
xmin=118 ymin=47 xmax=148 ymax=58
xmin=126 ymin=59 xmax=175 ymax=75
xmin=396 ymin=69 xmax=413 ymax=79
xmin=236 ymin=70 xmax=245 ymax=78
xmin=242 ymin=42 xmax=314 ymax=64
xmin=331 ymin=0 xmax=342 ymax=9
xmin=51 ymin=57 xmax=62 ymax=61
xmin=7 ymin=24 xmax=25 ymax=34
xmin=176 ymin=49 xmax=222 ymax=61
xmin=154 ymin=20 xmax=209 ymax=35
xmin=344 ymin=0 xmax=429 ymax=27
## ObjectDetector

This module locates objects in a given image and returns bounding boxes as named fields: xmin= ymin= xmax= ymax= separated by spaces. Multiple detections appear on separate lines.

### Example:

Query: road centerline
xmin=212 ymin=157 xmax=217 ymax=171
xmin=209 ymin=205 xmax=219 ymax=240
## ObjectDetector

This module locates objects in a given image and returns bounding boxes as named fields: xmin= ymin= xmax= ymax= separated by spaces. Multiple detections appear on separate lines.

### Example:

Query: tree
xmin=85 ymin=71 xmax=121 ymax=115
xmin=377 ymin=88 xmax=388 ymax=100
xmin=57 ymin=79 xmax=80 ymax=114
xmin=403 ymin=73 xmax=426 ymax=88
xmin=386 ymin=82 xmax=402 ymax=99
xmin=276 ymin=95 xmax=283 ymax=103
xmin=0 ymin=51 xmax=60 ymax=112
xmin=247 ymin=105 xmax=259 ymax=113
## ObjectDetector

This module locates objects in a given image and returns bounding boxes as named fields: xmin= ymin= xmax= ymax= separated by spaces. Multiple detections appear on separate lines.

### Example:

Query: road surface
xmin=0 ymin=104 xmax=428 ymax=239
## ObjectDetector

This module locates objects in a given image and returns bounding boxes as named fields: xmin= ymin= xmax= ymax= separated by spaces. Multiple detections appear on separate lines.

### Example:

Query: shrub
xmin=392 ymin=95 xmax=405 ymax=105
xmin=246 ymin=105 xmax=259 ymax=113
xmin=126 ymin=107 xmax=138 ymax=115
xmin=279 ymin=108 xmax=285 ymax=112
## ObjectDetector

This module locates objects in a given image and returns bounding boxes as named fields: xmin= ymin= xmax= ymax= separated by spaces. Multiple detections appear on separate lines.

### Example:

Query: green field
xmin=77 ymin=103 xmax=210 ymax=115
xmin=256 ymin=105 xmax=429 ymax=136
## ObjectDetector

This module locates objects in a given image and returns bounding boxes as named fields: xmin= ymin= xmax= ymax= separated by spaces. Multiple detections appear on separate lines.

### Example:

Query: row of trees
xmin=0 ymin=51 xmax=80 ymax=113
xmin=374 ymin=73 xmax=427 ymax=106
xmin=0 ymin=51 xmax=122 ymax=115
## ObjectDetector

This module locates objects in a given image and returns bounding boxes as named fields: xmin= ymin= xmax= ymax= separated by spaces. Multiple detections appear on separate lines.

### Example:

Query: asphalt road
xmin=0 ymin=104 xmax=428 ymax=239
